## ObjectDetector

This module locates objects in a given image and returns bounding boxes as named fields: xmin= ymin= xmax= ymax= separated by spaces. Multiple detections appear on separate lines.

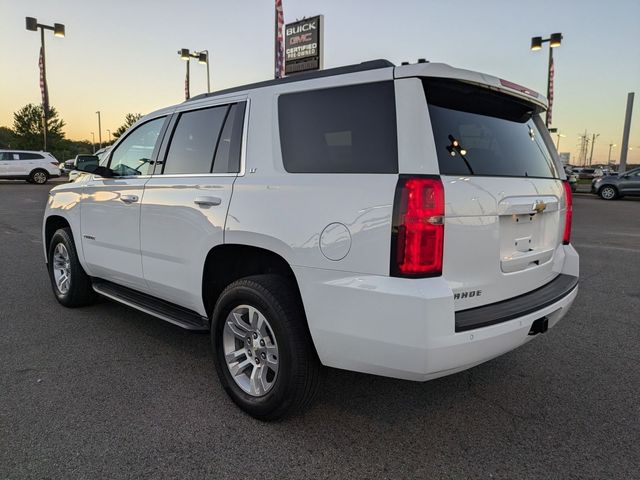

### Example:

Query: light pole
xmin=556 ymin=133 xmax=566 ymax=151
xmin=179 ymin=48 xmax=211 ymax=99
xmin=198 ymin=50 xmax=211 ymax=94
xmin=25 ymin=17 xmax=65 ymax=151
xmin=91 ymin=132 xmax=95 ymax=153
xmin=608 ymin=143 xmax=617 ymax=165
xmin=95 ymin=111 xmax=102 ymax=149
xmin=530 ymin=32 xmax=562 ymax=127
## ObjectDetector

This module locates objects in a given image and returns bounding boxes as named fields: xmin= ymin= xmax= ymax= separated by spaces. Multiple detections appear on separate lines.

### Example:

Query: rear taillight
xmin=391 ymin=176 xmax=444 ymax=277
xmin=562 ymin=180 xmax=572 ymax=244
xmin=50 ymin=162 xmax=59 ymax=167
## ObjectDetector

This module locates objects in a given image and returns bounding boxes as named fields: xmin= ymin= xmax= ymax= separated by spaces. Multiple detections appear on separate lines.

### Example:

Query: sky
xmin=1 ymin=0 xmax=639 ymax=165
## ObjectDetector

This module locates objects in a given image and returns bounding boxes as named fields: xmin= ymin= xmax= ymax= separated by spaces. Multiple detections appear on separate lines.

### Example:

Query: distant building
xmin=559 ymin=152 xmax=571 ymax=164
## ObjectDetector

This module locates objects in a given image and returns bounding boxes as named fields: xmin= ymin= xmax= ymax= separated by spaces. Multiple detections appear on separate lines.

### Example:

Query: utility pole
xmin=578 ymin=130 xmax=589 ymax=166
xmin=589 ymin=133 xmax=600 ymax=166
xmin=608 ymin=143 xmax=616 ymax=165
xmin=96 ymin=111 xmax=102 ymax=149
xmin=619 ymin=92 xmax=635 ymax=174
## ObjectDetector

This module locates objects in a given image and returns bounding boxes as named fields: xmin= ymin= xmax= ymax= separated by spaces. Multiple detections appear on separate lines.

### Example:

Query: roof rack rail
xmin=186 ymin=59 xmax=394 ymax=102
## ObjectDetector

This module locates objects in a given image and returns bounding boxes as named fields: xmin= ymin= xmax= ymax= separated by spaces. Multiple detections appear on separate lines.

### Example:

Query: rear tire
xmin=211 ymin=274 xmax=322 ymax=420
xmin=599 ymin=185 xmax=617 ymax=200
xmin=30 ymin=169 xmax=49 ymax=185
xmin=48 ymin=228 xmax=96 ymax=307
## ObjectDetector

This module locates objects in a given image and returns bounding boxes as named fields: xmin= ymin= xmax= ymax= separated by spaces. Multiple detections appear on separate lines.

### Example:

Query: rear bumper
xmin=294 ymin=244 xmax=579 ymax=382
xmin=455 ymin=273 xmax=578 ymax=332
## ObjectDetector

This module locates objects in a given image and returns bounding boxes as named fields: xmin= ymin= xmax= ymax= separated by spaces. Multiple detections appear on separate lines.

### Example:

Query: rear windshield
xmin=424 ymin=79 xmax=559 ymax=179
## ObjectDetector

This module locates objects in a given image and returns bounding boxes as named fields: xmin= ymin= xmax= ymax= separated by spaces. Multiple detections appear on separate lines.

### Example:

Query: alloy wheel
xmin=601 ymin=187 xmax=615 ymax=200
xmin=33 ymin=171 xmax=47 ymax=184
xmin=222 ymin=304 xmax=279 ymax=397
xmin=52 ymin=243 xmax=71 ymax=294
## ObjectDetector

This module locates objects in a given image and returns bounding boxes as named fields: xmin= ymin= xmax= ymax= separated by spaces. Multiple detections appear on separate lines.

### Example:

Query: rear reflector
xmin=391 ymin=176 xmax=444 ymax=277
xmin=562 ymin=180 xmax=572 ymax=244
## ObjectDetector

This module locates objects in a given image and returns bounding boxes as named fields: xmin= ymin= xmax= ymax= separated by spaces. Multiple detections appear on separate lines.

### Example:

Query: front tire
xmin=48 ymin=228 xmax=96 ymax=307
xmin=30 ymin=169 xmax=49 ymax=184
xmin=599 ymin=185 xmax=617 ymax=200
xmin=211 ymin=275 xmax=322 ymax=420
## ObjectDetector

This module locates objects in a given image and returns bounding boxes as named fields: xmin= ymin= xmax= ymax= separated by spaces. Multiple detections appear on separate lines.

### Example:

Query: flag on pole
xmin=547 ymin=56 xmax=554 ymax=126
xmin=275 ymin=0 xmax=285 ymax=78
xmin=39 ymin=46 xmax=49 ymax=115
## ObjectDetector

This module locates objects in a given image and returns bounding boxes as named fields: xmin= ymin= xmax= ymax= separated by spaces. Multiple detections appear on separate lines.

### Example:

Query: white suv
xmin=43 ymin=60 xmax=579 ymax=419
xmin=0 ymin=150 xmax=61 ymax=184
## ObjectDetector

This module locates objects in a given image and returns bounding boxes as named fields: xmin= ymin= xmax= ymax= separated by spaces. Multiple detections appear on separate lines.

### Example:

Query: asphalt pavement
xmin=1 ymin=181 xmax=638 ymax=479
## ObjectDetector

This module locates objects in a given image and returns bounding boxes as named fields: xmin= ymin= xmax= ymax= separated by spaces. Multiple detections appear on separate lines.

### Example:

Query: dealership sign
xmin=284 ymin=16 xmax=323 ymax=75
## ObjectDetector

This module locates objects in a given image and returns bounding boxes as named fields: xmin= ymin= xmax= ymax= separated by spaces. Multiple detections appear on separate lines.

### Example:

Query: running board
xmin=92 ymin=279 xmax=209 ymax=331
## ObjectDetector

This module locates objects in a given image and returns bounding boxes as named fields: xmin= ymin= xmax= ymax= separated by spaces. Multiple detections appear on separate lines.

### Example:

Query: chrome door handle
xmin=194 ymin=196 xmax=222 ymax=207
xmin=120 ymin=194 xmax=139 ymax=203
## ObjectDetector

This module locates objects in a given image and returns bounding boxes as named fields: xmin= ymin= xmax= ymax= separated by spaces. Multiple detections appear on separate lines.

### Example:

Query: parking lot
xmin=1 ymin=181 xmax=638 ymax=479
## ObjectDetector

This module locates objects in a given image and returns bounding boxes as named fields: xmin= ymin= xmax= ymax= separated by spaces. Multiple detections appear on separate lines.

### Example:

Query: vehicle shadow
xmin=86 ymin=295 xmax=531 ymax=428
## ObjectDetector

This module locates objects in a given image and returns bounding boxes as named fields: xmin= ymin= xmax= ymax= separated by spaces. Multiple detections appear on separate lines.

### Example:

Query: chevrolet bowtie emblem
xmin=532 ymin=200 xmax=547 ymax=214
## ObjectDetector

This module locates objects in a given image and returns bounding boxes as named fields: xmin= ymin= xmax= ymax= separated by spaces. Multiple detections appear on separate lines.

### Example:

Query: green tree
xmin=113 ymin=113 xmax=143 ymax=139
xmin=12 ymin=103 xmax=66 ymax=151
xmin=0 ymin=126 xmax=16 ymax=148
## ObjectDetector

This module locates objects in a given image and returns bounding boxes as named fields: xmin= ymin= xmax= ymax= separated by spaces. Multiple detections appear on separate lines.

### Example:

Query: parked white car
xmin=0 ymin=150 xmax=61 ymax=184
xmin=43 ymin=59 xmax=579 ymax=419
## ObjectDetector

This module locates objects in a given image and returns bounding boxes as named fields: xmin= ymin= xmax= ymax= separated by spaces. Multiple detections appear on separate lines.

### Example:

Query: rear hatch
xmin=423 ymin=78 xmax=567 ymax=310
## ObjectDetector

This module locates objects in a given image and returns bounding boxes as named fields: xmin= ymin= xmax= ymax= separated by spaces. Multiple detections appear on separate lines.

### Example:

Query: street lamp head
xmin=53 ymin=23 xmax=65 ymax=38
xmin=550 ymin=32 xmax=562 ymax=48
xmin=26 ymin=17 xmax=38 ymax=31
xmin=198 ymin=51 xmax=208 ymax=64
xmin=530 ymin=36 xmax=543 ymax=51
xmin=179 ymin=48 xmax=190 ymax=60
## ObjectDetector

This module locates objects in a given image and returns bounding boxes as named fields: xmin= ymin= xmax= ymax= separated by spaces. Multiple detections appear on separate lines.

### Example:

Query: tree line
xmin=0 ymin=104 xmax=142 ymax=161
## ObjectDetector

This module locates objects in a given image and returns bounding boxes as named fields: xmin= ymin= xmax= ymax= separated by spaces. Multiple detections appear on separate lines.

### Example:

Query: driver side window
xmin=109 ymin=117 xmax=165 ymax=176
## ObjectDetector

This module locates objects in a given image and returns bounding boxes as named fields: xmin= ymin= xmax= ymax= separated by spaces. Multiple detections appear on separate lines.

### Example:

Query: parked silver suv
xmin=592 ymin=167 xmax=640 ymax=200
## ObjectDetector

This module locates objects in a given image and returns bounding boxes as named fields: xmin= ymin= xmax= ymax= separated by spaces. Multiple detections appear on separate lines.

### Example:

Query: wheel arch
xmin=201 ymin=244 xmax=304 ymax=320
xmin=29 ymin=167 xmax=49 ymax=180
xmin=44 ymin=215 xmax=71 ymax=262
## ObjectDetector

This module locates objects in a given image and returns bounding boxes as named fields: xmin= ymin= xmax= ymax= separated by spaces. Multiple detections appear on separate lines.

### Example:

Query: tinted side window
xmin=213 ymin=102 xmax=246 ymax=174
xmin=278 ymin=82 xmax=398 ymax=173
xmin=19 ymin=153 xmax=44 ymax=160
xmin=109 ymin=117 xmax=165 ymax=176
xmin=163 ymin=106 xmax=228 ymax=175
